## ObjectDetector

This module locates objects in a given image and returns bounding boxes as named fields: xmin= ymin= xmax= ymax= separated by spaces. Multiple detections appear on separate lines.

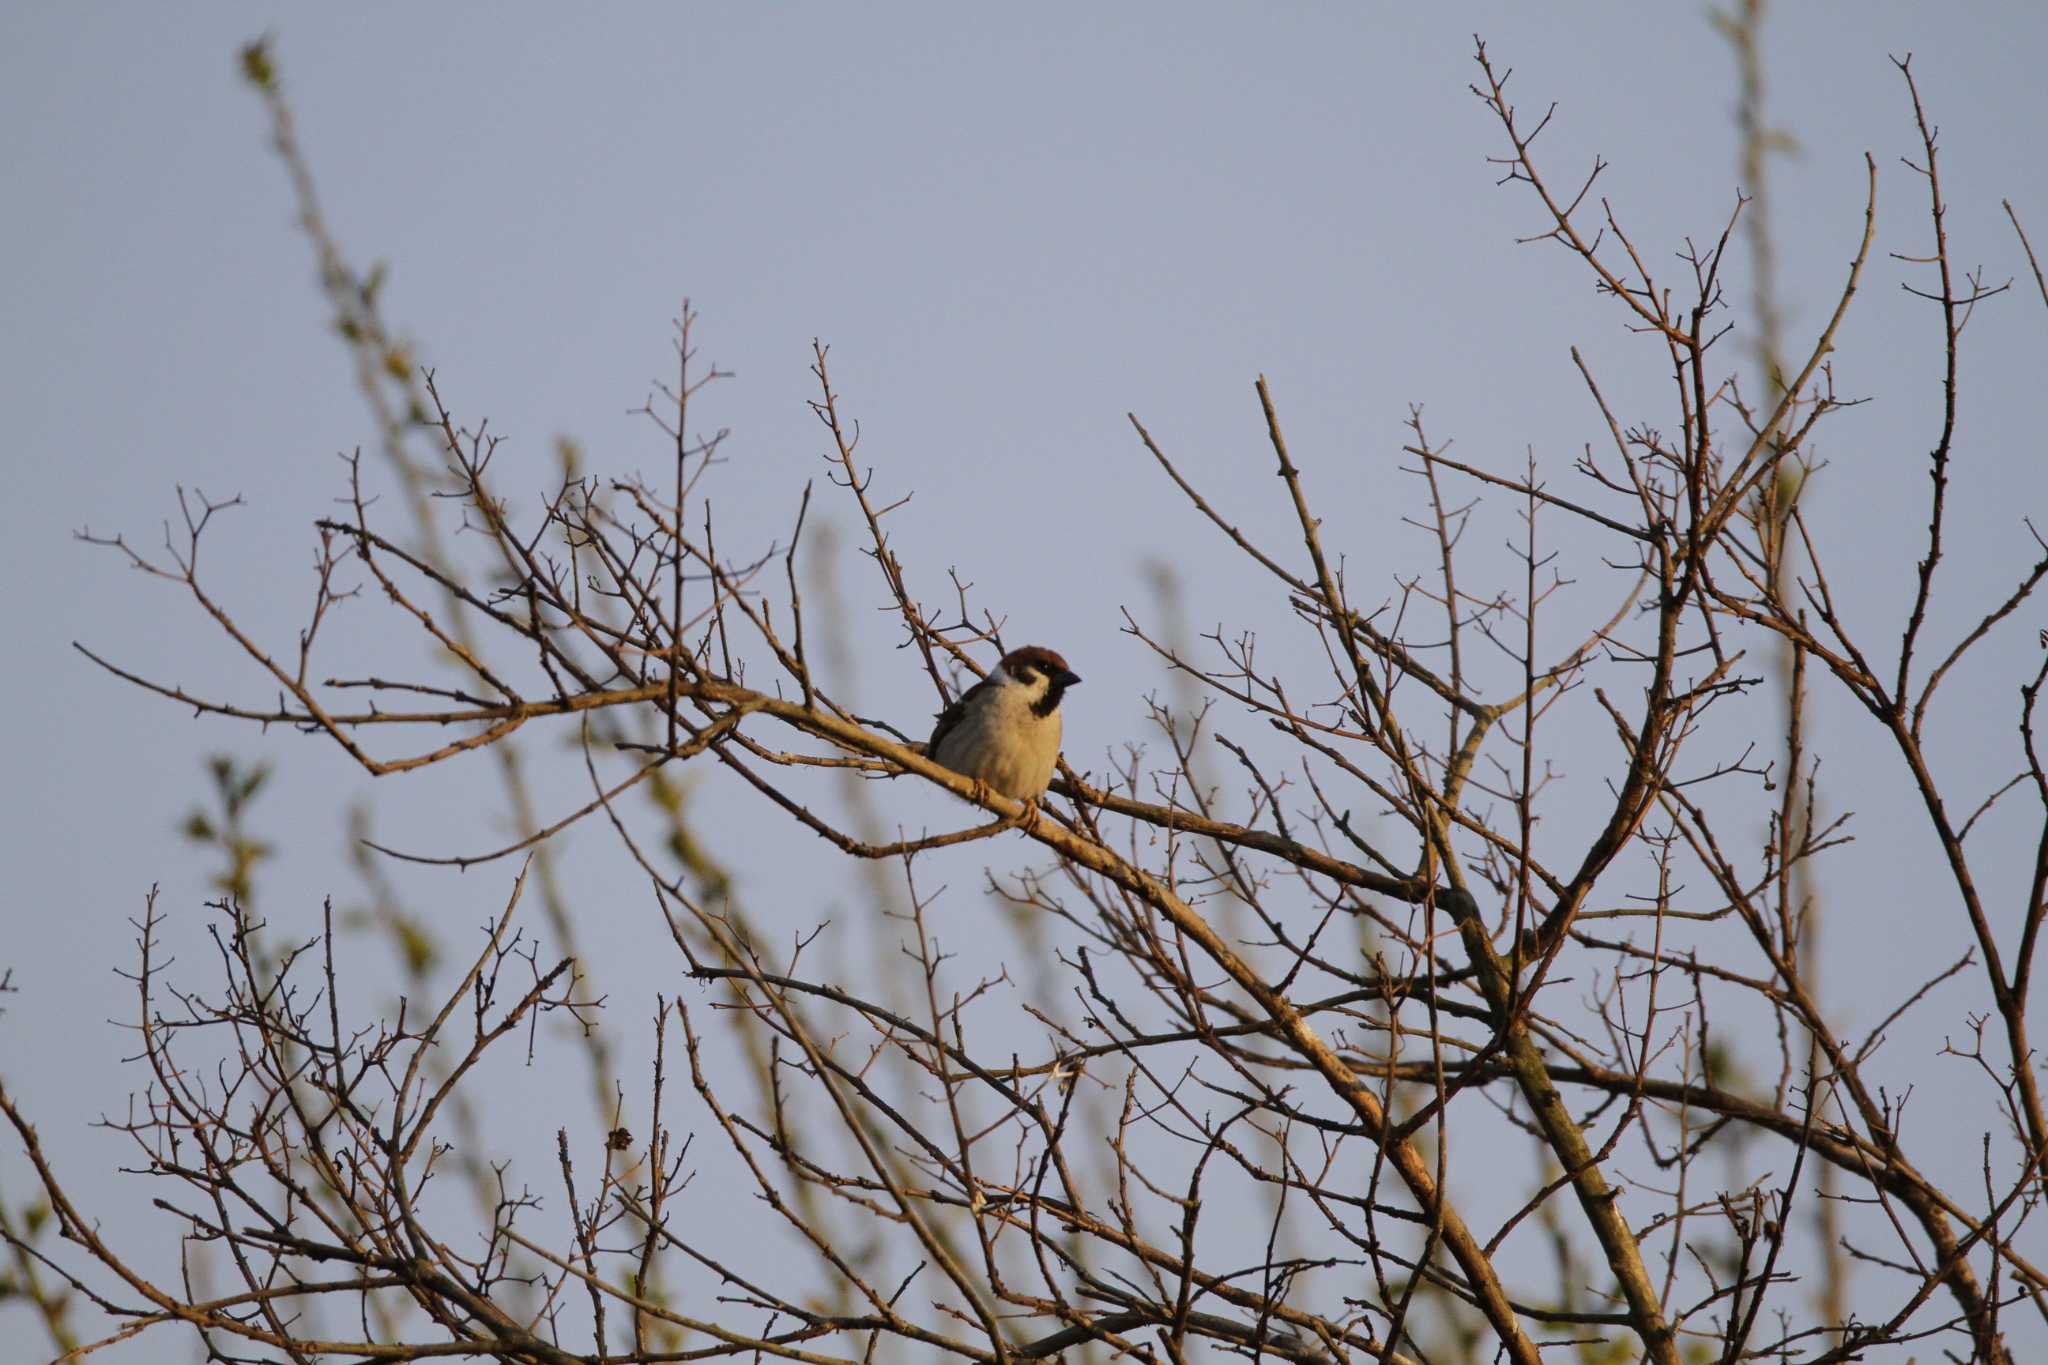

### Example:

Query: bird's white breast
xmin=933 ymin=677 xmax=1063 ymax=799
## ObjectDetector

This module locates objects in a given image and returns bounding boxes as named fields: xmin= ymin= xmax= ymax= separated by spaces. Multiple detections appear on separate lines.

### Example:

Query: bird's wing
xmin=927 ymin=674 xmax=994 ymax=755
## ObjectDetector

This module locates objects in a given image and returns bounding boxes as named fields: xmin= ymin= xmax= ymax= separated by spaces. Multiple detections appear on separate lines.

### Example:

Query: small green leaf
xmin=396 ymin=921 xmax=439 ymax=976
xmin=238 ymin=39 xmax=277 ymax=92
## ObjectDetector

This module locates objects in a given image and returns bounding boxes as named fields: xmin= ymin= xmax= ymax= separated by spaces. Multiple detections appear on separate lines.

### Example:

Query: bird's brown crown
xmin=1002 ymin=645 xmax=1072 ymax=678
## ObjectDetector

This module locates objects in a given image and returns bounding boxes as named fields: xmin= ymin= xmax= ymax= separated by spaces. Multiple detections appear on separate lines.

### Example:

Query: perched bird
xmin=927 ymin=646 xmax=1081 ymax=811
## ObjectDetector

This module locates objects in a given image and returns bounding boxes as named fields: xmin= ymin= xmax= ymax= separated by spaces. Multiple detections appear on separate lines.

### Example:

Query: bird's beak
xmin=1055 ymin=669 xmax=1081 ymax=689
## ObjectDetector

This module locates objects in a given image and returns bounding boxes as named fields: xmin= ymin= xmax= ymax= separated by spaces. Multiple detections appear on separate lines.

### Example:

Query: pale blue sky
xmin=6 ymin=5 xmax=2047 ymax=1357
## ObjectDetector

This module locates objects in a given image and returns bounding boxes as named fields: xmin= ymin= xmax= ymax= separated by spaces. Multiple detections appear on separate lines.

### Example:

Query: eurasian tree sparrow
xmin=927 ymin=646 xmax=1081 ymax=813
